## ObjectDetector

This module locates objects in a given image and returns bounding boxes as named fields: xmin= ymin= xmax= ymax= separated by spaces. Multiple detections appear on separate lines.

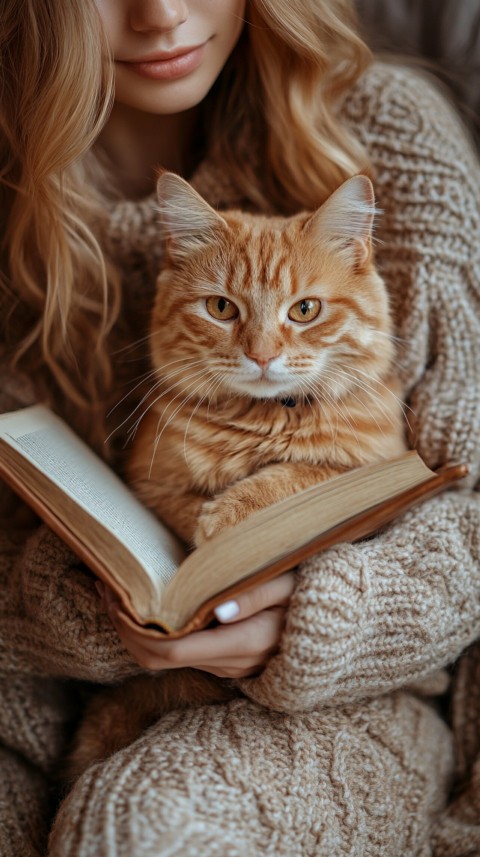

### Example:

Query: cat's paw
xmin=194 ymin=494 xmax=255 ymax=546
xmin=194 ymin=499 xmax=232 ymax=545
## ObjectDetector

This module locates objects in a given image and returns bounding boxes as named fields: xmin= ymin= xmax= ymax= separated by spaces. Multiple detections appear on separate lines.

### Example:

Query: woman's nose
xmin=129 ymin=0 xmax=188 ymax=34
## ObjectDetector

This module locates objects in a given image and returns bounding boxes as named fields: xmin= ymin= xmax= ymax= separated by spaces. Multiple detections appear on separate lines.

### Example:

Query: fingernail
xmin=214 ymin=600 xmax=240 ymax=622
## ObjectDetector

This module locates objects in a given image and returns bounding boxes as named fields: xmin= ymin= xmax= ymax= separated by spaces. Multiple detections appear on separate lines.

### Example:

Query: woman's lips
xmin=120 ymin=44 xmax=207 ymax=81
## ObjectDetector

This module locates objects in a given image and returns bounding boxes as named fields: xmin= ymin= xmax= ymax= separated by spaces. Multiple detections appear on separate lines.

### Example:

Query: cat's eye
xmin=288 ymin=298 xmax=322 ymax=323
xmin=205 ymin=296 xmax=239 ymax=321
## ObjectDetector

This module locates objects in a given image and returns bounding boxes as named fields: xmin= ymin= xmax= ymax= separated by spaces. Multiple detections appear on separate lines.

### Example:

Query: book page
xmin=0 ymin=406 xmax=185 ymax=586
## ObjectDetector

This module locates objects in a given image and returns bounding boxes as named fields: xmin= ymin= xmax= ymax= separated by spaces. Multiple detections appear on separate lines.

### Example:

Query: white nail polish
xmin=214 ymin=600 xmax=240 ymax=622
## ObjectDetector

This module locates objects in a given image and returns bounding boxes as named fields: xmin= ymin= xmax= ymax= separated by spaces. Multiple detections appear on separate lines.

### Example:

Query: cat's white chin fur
xmin=228 ymin=379 xmax=299 ymax=399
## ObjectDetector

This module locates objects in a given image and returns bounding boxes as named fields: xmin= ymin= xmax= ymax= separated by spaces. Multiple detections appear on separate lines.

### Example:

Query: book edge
xmin=120 ymin=461 xmax=468 ymax=636
xmin=0 ymin=457 xmax=157 ymax=619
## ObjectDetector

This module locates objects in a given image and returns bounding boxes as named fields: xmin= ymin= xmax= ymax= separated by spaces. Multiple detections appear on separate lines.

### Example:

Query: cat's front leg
xmin=194 ymin=461 xmax=343 ymax=545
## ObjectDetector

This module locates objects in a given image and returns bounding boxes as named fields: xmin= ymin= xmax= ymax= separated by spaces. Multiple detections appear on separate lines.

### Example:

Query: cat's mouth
xmin=229 ymin=375 xmax=298 ymax=400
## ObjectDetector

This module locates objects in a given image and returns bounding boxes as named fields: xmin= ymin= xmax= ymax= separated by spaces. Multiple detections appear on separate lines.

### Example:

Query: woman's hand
xmin=98 ymin=572 xmax=295 ymax=678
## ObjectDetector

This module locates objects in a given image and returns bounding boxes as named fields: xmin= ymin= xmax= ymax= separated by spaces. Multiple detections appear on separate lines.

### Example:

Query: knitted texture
xmin=0 ymin=63 xmax=479 ymax=855
xmin=49 ymin=694 xmax=452 ymax=857
xmin=0 ymin=748 xmax=51 ymax=857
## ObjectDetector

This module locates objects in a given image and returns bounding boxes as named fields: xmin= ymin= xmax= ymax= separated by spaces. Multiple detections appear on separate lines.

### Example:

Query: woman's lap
xmin=0 ymin=746 xmax=51 ymax=857
xmin=48 ymin=691 xmax=453 ymax=857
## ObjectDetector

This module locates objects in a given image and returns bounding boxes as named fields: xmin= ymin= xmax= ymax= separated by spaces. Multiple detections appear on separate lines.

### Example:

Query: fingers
xmin=106 ymin=600 xmax=287 ymax=675
xmin=95 ymin=572 xmax=295 ymax=677
xmin=194 ymin=607 xmax=287 ymax=677
xmin=152 ymin=606 xmax=286 ymax=666
xmin=214 ymin=570 xmax=296 ymax=624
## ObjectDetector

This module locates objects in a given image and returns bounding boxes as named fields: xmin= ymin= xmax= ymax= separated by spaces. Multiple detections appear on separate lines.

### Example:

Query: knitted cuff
xmin=3 ymin=524 xmax=140 ymax=683
xmin=239 ymin=490 xmax=480 ymax=712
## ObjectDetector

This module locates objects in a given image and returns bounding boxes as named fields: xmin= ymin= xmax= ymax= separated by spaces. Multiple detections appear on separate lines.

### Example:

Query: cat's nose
xmin=245 ymin=350 xmax=280 ymax=369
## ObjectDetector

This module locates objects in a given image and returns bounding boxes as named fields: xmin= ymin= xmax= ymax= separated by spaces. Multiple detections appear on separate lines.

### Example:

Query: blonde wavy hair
xmin=0 ymin=0 xmax=371 ymax=449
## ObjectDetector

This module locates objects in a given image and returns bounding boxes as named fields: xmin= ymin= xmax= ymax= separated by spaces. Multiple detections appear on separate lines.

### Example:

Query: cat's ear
xmin=305 ymin=175 xmax=377 ymax=268
xmin=157 ymin=172 xmax=228 ymax=259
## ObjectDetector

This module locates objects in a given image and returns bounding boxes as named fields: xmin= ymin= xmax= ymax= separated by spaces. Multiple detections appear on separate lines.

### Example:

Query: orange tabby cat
xmin=67 ymin=172 xmax=406 ymax=779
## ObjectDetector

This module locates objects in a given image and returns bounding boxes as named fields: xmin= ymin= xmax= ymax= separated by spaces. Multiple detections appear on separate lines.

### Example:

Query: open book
xmin=0 ymin=405 xmax=467 ymax=638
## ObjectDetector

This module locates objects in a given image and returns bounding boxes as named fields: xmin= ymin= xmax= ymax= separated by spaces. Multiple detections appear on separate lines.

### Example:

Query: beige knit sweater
xmin=1 ymin=63 xmax=479 ymax=857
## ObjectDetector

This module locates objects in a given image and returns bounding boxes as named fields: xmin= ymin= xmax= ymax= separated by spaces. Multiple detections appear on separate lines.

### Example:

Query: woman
xmin=1 ymin=2 xmax=479 ymax=855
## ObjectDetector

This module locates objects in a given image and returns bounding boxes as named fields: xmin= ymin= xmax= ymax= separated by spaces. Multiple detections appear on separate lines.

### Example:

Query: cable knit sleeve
xmin=239 ymin=64 xmax=480 ymax=712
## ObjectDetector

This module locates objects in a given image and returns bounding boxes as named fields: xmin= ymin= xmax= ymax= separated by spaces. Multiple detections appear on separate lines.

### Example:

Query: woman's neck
xmin=96 ymin=103 xmax=202 ymax=200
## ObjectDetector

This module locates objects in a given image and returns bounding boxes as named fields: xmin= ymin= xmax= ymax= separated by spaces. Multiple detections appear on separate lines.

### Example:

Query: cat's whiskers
xmin=206 ymin=372 xmax=234 ymax=420
xmin=107 ymin=357 xmax=202 ymax=422
xmin=182 ymin=372 xmax=227 ymax=467
xmin=133 ymin=366 xmax=206 ymax=431
xmin=346 ymin=363 xmax=411 ymax=409
xmin=127 ymin=365 xmax=207 ymax=445
xmin=105 ymin=370 xmax=162 ymax=443
xmin=150 ymin=354 xmax=207 ymax=376
xmin=292 ymin=374 xmax=336 ymax=443
xmin=319 ymin=366 xmax=393 ymax=439
xmin=297 ymin=382 xmax=316 ymax=411
xmin=210 ymin=370 xmax=232 ymax=411
xmin=316 ymin=379 xmax=354 ymax=447
xmin=342 ymin=364 xmax=414 ymax=433
xmin=155 ymin=363 xmax=230 ymax=463
xmin=108 ymin=359 xmax=206 ymax=444
xmin=318 ymin=359 xmax=390 ymax=408
xmin=298 ymin=376 xmax=340 ymax=449
xmin=114 ymin=365 xmax=159 ymax=392
xmin=334 ymin=368 xmax=402 ymax=428
xmin=318 ymin=367 xmax=397 ymax=448
xmin=150 ymin=372 xmax=217 ymax=475
xmin=364 ymin=328 xmax=412 ymax=372
xmin=214 ymin=358 xmax=249 ymax=379
xmin=151 ymin=365 xmax=221 ymax=438
xmin=111 ymin=355 xmax=201 ymax=408
xmin=365 ymin=328 xmax=410 ymax=346
xmin=106 ymin=366 xmax=160 ymax=432
xmin=152 ymin=360 xmax=209 ymax=391
xmin=112 ymin=329 xmax=166 ymax=357
xmin=308 ymin=375 xmax=364 ymax=451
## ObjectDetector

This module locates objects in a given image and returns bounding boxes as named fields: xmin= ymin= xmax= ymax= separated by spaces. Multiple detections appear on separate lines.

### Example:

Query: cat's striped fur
xmin=67 ymin=173 xmax=406 ymax=780
xmin=127 ymin=172 xmax=406 ymax=546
